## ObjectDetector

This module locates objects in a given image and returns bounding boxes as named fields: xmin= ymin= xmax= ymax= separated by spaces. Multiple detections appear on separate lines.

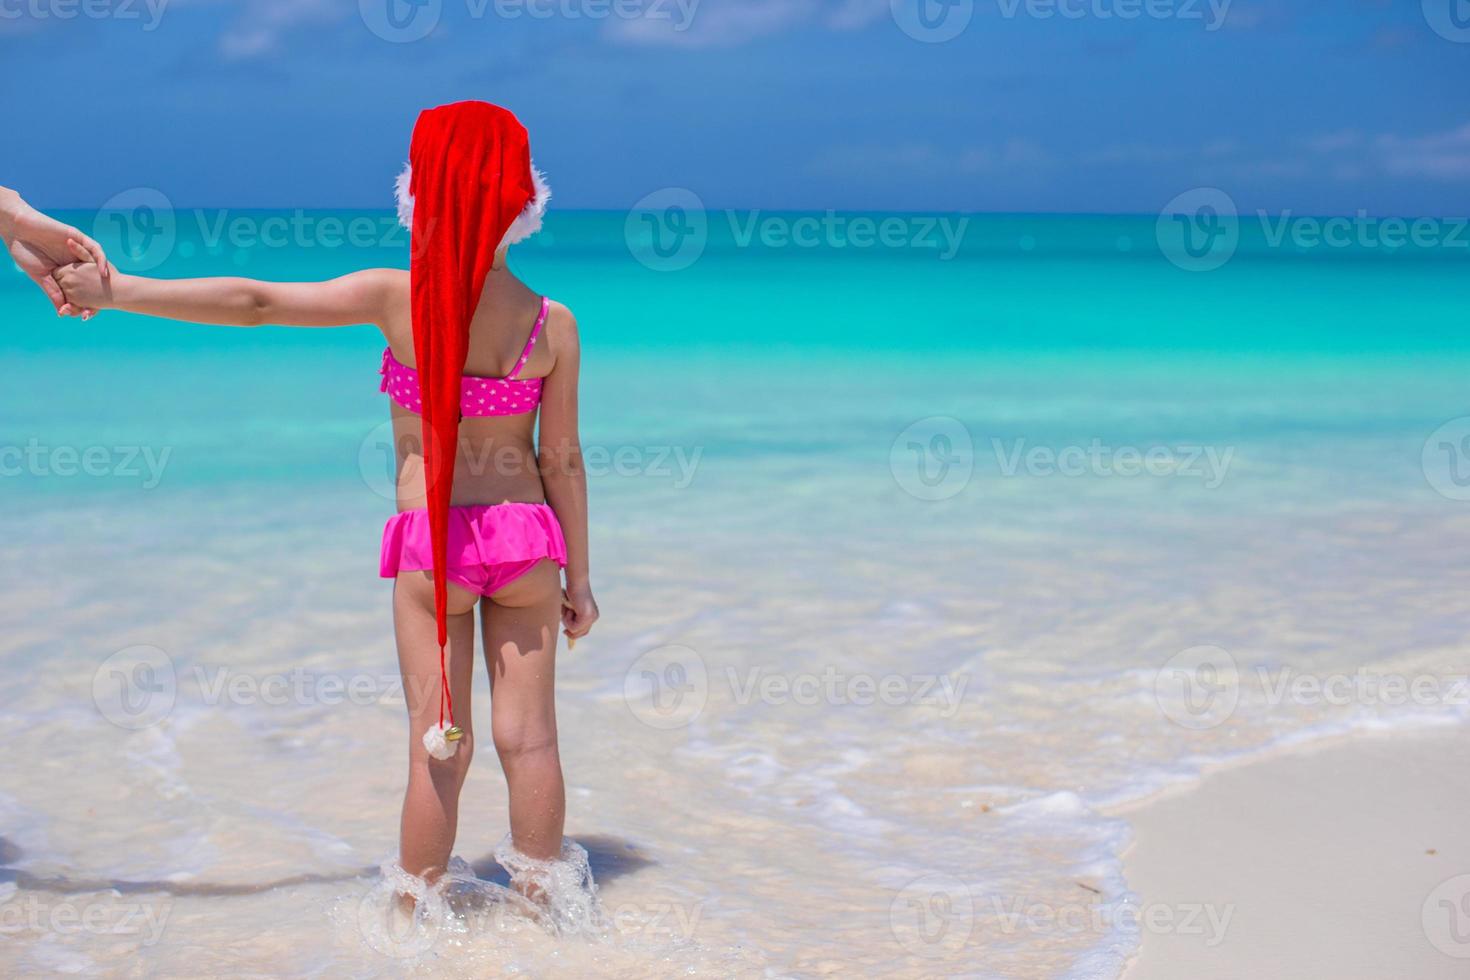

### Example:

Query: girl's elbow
xmin=242 ymin=293 xmax=271 ymax=327
xmin=222 ymin=282 xmax=271 ymax=327
xmin=538 ymin=444 xmax=584 ymax=477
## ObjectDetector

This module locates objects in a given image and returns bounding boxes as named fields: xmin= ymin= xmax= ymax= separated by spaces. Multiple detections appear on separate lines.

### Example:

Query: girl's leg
xmin=394 ymin=570 xmax=479 ymax=881
xmin=482 ymin=559 xmax=566 ymax=861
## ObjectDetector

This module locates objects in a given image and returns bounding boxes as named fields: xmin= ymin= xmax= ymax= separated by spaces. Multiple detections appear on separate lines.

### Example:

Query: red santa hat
xmin=395 ymin=121 xmax=550 ymax=247
xmin=397 ymin=101 xmax=549 ymax=759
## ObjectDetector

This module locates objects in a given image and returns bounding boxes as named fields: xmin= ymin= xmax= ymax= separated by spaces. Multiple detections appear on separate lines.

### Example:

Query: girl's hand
xmin=2 ymin=197 xmax=109 ymax=316
xmin=561 ymin=583 xmax=599 ymax=648
xmin=52 ymin=256 xmax=115 ymax=316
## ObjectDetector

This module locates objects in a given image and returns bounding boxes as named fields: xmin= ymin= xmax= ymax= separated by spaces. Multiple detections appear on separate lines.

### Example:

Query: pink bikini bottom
xmin=380 ymin=503 xmax=567 ymax=597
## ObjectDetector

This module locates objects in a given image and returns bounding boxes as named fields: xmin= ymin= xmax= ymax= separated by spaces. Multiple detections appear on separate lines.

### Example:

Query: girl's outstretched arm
xmin=52 ymin=247 xmax=401 ymax=329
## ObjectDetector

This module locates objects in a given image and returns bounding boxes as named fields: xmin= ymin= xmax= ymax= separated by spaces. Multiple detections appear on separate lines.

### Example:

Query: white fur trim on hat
xmin=394 ymin=162 xmax=551 ymax=248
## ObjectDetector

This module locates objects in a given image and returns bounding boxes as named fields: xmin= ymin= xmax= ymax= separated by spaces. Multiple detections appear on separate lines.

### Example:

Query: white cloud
xmin=824 ymin=0 xmax=891 ymax=31
xmin=1268 ymin=122 xmax=1470 ymax=183
xmin=1296 ymin=130 xmax=1363 ymax=155
xmin=165 ymin=0 xmax=347 ymax=61
xmin=604 ymin=0 xmax=888 ymax=48
xmin=813 ymin=123 xmax=1470 ymax=189
xmin=810 ymin=140 xmax=1058 ymax=181
xmin=222 ymin=0 xmax=345 ymax=60
xmin=957 ymin=138 xmax=1056 ymax=174
xmin=1375 ymin=123 xmax=1470 ymax=180
xmin=1081 ymin=139 xmax=1239 ymax=167
xmin=606 ymin=0 xmax=809 ymax=47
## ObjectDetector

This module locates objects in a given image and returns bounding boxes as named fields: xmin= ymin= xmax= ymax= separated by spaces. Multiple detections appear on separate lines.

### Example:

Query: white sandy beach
xmin=1118 ymin=725 xmax=1470 ymax=979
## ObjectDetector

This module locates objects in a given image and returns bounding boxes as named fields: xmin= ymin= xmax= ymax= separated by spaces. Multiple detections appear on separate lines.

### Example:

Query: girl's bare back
xmin=379 ymin=267 xmax=569 ymax=512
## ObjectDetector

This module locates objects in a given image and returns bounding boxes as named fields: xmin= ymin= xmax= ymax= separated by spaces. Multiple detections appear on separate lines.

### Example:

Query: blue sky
xmin=3 ymin=0 xmax=1468 ymax=214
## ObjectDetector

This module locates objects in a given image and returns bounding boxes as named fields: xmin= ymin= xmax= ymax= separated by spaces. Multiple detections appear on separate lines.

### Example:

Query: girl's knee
xmin=491 ymin=716 xmax=558 ymax=764
xmin=414 ymin=735 xmax=475 ymax=784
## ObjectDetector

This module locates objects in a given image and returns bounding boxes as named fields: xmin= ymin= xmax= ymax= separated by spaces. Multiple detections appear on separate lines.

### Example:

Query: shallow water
xmin=3 ymin=213 xmax=1469 ymax=977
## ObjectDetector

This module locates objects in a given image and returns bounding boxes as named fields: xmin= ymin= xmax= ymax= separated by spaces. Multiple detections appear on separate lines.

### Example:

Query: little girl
xmin=51 ymin=102 xmax=600 ymax=903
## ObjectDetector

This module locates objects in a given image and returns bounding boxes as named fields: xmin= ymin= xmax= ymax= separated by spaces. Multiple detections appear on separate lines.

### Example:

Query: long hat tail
xmin=406 ymin=101 xmax=537 ymax=756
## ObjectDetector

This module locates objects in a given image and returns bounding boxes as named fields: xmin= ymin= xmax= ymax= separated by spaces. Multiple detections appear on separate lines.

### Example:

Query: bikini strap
xmin=379 ymin=348 xmax=393 ymax=392
xmin=510 ymin=297 xmax=550 ymax=381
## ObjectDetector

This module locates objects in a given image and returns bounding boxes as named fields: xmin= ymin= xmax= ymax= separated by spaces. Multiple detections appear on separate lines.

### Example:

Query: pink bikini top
xmin=380 ymin=297 xmax=549 ymax=417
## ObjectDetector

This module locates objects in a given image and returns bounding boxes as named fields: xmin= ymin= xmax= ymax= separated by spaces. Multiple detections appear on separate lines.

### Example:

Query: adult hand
xmin=1 ymin=190 xmax=109 ymax=316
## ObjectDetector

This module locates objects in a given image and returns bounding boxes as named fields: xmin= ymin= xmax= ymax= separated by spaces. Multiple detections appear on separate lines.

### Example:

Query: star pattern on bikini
xmin=379 ymin=298 xmax=548 ymax=418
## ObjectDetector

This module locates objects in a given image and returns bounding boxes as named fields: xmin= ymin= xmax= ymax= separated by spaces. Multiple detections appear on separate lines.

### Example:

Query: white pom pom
xmin=422 ymin=722 xmax=459 ymax=760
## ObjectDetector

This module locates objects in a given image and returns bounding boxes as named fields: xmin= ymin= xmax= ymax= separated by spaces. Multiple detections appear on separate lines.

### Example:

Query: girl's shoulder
xmin=368 ymin=268 xmax=412 ymax=342
xmin=541 ymin=297 xmax=577 ymax=336
xmin=373 ymin=267 xmax=412 ymax=298
xmin=539 ymin=298 xmax=579 ymax=356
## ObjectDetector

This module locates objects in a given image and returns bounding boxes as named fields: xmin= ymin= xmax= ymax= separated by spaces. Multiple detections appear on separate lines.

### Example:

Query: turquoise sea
xmin=3 ymin=210 xmax=1470 ymax=977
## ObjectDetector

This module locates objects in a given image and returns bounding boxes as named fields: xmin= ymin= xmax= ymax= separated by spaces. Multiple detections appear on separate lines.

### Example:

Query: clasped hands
xmin=1 ymin=189 xmax=111 ymax=319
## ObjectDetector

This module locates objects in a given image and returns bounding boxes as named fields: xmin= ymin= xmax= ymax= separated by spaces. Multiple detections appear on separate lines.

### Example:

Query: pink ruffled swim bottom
xmin=380 ymin=503 xmax=567 ymax=597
